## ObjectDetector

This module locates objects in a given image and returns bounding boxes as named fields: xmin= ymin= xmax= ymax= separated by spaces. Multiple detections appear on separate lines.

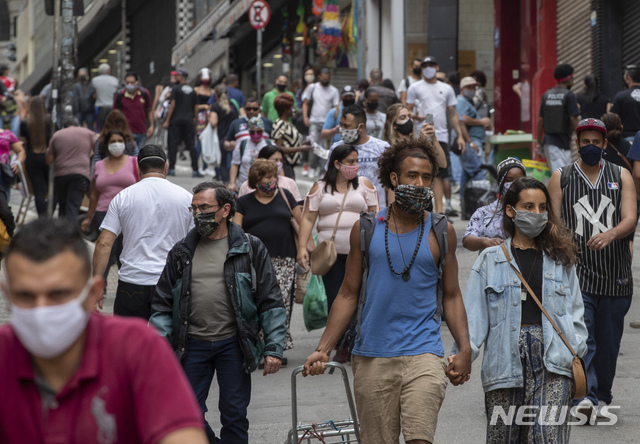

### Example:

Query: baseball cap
xmin=460 ymin=76 xmax=478 ymax=89
xmin=341 ymin=85 xmax=356 ymax=97
xmin=170 ymin=70 xmax=178 ymax=76
xmin=421 ymin=56 xmax=438 ymax=66
xmin=576 ymin=118 xmax=607 ymax=136
xmin=176 ymin=68 xmax=189 ymax=78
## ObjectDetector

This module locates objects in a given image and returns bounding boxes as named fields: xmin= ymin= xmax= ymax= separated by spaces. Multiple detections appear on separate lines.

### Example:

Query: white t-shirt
xmin=406 ymin=79 xmax=457 ymax=142
xmin=365 ymin=111 xmax=386 ymax=140
xmin=230 ymin=139 xmax=268 ymax=185
xmin=101 ymin=177 xmax=194 ymax=285
xmin=396 ymin=75 xmax=420 ymax=95
xmin=327 ymin=136 xmax=390 ymax=207
xmin=302 ymin=83 xmax=340 ymax=123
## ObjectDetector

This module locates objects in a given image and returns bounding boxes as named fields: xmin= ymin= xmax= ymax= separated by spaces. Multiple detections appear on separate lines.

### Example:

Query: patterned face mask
xmin=194 ymin=210 xmax=221 ymax=237
xmin=339 ymin=164 xmax=359 ymax=180
xmin=394 ymin=184 xmax=434 ymax=214
xmin=258 ymin=179 xmax=278 ymax=194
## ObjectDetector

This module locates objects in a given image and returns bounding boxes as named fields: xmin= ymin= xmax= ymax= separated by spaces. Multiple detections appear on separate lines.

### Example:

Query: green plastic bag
xmin=303 ymin=272 xmax=328 ymax=332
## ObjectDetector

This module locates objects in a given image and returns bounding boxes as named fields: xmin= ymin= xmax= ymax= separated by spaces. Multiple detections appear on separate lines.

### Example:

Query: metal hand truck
xmin=286 ymin=362 xmax=361 ymax=444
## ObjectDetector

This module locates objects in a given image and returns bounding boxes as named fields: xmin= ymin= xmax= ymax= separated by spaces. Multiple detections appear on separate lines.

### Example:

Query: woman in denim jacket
xmin=451 ymin=177 xmax=588 ymax=443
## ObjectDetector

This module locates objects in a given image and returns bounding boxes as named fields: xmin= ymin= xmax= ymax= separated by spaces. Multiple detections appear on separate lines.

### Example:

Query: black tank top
xmin=197 ymin=94 xmax=211 ymax=105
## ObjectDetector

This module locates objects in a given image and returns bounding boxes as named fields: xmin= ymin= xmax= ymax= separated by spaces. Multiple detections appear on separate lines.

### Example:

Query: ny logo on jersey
xmin=573 ymin=194 xmax=616 ymax=237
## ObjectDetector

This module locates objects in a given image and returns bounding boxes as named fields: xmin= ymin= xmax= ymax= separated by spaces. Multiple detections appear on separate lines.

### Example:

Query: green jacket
xmin=150 ymin=223 xmax=286 ymax=372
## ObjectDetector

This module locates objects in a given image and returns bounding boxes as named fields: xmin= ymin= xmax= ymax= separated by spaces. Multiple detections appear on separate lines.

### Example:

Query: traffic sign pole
xmin=249 ymin=0 xmax=270 ymax=103
xmin=257 ymin=29 xmax=262 ymax=101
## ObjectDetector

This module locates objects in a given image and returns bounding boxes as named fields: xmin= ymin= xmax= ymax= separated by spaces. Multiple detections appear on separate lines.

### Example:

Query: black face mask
xmin=320 ymin=80 xmax=330 ymax=86
xmin=342 ymin=98 xmax=355 ymax=107
xmin=395 ymin=119 xmax=414 ymax=135
xmin=412 ymin=67 xmax=422 ymax=76
xmin=366 ymin=101 xmax=379 ymax=111
xmin=276 ymin=84 xmax=286 ymax=92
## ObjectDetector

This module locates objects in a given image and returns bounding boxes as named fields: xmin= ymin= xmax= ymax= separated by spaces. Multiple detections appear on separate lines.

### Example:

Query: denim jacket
xmin=452 ymin=237 xmax=588 ymax=393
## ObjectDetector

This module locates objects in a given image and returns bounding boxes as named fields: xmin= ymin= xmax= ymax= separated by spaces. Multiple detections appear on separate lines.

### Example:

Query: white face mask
xmin=9 ymin=278 xmax=93 ymax=359
xmin=423 ymin=67 xmax=437 ymax=80
xmin=339 ymin=125 xmax=360 ymax=144
xmin=108 ymin=142 xmax=126 ymax=157
xmin=305 ymin=74 xmax=315 ymax=84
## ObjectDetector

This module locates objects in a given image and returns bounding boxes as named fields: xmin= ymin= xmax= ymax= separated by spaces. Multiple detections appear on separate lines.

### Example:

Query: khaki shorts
xmin=352 ymin=353 xmax=448 ymax=444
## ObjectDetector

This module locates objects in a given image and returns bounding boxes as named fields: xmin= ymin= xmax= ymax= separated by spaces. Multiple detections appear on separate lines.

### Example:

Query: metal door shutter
xmin=622 ymin=0 xmax=640 ymax=66
xmin=332 ymin=67 xmax=359 ymax=91
xmin=557 ymin=0 xmax=593 ymax=95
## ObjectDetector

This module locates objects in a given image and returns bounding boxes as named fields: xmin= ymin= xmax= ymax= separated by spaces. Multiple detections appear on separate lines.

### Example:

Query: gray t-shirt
xmin=189 ymin=236 xmax=238 ymax=341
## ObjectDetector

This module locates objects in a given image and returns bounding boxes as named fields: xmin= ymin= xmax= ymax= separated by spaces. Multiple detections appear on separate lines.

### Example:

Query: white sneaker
xmin=596 ymin=400 xmax=609 ymax=418
xmin=575 ymin=398 xmax=596 ymax=421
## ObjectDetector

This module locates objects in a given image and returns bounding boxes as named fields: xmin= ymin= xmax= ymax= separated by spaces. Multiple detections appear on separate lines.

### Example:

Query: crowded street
xmin=2 ymin=0 xmax=640 ymax=443
xmin=0 ymin=158 xmax=638 ymax=443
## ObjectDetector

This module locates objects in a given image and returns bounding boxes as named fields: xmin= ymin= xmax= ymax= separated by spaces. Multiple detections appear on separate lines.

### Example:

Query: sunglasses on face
xmin=249 ymin=130 xmax=263 ymax=135
xmin=245 ymin=107 xmax=259 ymax=111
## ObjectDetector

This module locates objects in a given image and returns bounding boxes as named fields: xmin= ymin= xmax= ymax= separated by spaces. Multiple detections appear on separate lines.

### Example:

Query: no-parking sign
xmin=249 ymin=0 xmax=271 ymax=30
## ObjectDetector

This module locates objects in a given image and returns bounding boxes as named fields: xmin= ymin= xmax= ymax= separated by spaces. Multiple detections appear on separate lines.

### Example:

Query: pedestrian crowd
xmin=0 ymin=58 xmax=637 ymax=444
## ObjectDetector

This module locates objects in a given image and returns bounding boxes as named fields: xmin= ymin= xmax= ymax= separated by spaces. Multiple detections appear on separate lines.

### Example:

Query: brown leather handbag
xmin=310 ymin=185 xmax=350 ymax=276
xmin=500 ymin=244 xmax=587 ymax=399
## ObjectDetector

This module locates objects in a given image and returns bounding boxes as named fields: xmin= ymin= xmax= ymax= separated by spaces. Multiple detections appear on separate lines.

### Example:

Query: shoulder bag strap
xmin=279 ymin=186 xmax=294 ymax=216
xmin=330 ymin=185 xmax=350 ymax=241
xmin=607 ymin=145 xmax=633 ymax=172
xmin=499 ymin=243 xmax=577 ymax=357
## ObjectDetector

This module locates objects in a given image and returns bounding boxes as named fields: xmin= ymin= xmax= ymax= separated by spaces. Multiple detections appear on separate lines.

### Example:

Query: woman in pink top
xmin=81 ymin=130 xmax=138 ymax=280
xmin=0 ymin=128 xmax=26 ymax=197
xmin=298 ymin=144 xmax=378 ymax=311
xmin=238 ymin=145 xmax=302 ymax=201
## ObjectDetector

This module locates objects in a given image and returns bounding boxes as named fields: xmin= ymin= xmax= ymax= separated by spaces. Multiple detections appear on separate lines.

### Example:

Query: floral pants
xmin=271 ymin=256 xmax=296 ymax=350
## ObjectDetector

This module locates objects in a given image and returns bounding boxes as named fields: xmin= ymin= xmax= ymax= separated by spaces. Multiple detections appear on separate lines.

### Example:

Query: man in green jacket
xmin=262 ymin=74 xmax=297 ymax=122
xmin=150 ymin=181 xmax=286 ymax=444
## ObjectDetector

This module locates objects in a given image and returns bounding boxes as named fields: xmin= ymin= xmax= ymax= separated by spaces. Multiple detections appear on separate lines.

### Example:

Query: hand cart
xmin=286 ymin=362 xmax=361 ymax=444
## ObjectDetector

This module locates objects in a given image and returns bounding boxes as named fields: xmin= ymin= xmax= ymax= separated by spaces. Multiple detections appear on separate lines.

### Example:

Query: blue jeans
xmin=580 ymin=293 xmax=631 ymax=405
xmin=132 ymin=133 xmax=147 ymax=149
xmin=195 ymin=138 xmax=208 ymax=170
xmin=459 ymin=140 xmax=486 ymax=199
xmin=76 ymin=112 xmax=95 ymax=130
xmin=182 ymin=336 xmax=251 ymax=444
xmin=449 ymin=151 xmax=462 ymax=185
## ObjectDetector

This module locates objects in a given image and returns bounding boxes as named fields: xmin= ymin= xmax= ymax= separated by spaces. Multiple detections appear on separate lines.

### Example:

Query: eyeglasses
xmin=189 ymin=204 xmax=220 ymax=214
xmin=245 ymin=107 xmax=260 ymax=111
xmin=249 ymin=130 xmax=263 ymax=135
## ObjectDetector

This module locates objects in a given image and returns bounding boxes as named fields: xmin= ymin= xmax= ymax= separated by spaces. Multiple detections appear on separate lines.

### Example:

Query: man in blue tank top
xmin=549 ymin=118 xmax=637 ymax=422
xmin=303 ymin=138 xmax=472 ymax=444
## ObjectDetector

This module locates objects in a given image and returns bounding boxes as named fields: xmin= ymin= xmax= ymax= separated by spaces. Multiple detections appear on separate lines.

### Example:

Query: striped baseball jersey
xmin=560 ymin=160 xmax=632 ymax=297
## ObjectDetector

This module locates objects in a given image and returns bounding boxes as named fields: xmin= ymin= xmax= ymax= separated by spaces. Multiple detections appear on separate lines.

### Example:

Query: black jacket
xmin=150 ymin=222 xmax=286 ymax=373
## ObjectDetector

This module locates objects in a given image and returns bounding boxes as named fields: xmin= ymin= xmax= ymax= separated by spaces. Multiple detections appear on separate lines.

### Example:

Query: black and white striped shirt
xmin=560 ymin=160 xmax=632 ymax=297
